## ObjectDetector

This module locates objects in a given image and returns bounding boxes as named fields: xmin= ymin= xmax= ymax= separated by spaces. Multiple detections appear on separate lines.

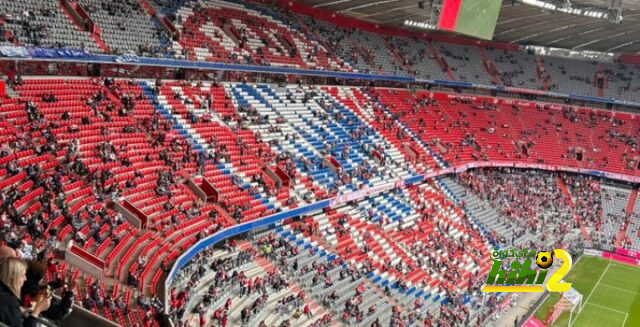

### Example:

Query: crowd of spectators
xmin=2 ymin=68 xmax=639 ymax=327
xmin=0 ymin=5 xmax=638 ymax=327
xmin=3 ymin=0 xmax=640 ymax=103
xmin=2 ymin=8 xmax=50 ymax=47
xmin=171 ymin=240 xmax=255 ymax=326
xmin=0 ymin=244 xmax=75 ymax=327
xmin=456 ymin=168 xmax=607 ymax=251
xmin=489 ymin=50 xmax=538 ymax=87
xmin=250 ymin=223 xmax=513 ymax=327
xmin=0 ymin=76 xmax=230 ymax=325
xmin=169 ymin=234 xmax=333 ymax=327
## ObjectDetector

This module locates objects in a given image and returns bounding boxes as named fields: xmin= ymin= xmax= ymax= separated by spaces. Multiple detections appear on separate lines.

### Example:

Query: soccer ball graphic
xmin=536 ymin=251 xmax=553 ymax=269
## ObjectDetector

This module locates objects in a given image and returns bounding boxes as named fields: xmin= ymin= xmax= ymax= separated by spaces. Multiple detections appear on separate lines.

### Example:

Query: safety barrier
xmin=65 ymin=241 xmax=105 ymax=279
xmin=265 ymin=166 xmax=291 ymax=188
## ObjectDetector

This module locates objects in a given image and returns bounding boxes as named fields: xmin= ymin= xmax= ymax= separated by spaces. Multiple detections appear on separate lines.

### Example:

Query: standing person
xmin=303 ymin=304 xmax=312 ymax=319
xmin=221 ymin=313 xmax=228 ymax=327
xmin=197 ymin=151 xmax=207 ymax=175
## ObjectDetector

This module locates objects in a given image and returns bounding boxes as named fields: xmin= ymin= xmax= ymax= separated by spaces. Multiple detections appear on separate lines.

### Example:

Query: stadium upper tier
xmin=2 ymin=0 xmax=640 ymax=102
xmin=1 ymin=76 xmax=639 ymax=326
xmin=372 ymin=88 xmax=640 ymax=175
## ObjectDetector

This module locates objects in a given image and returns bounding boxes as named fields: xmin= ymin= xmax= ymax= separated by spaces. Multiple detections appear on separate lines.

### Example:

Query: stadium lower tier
xmin=0 ymin=77 xmax=639 ymax=326
xmin=170 ymin=167 xmax=640 ymax=327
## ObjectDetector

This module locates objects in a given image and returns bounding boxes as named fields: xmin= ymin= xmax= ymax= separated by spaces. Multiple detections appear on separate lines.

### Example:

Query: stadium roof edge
xmin=291 ymin=0 xmax=640 ymax=54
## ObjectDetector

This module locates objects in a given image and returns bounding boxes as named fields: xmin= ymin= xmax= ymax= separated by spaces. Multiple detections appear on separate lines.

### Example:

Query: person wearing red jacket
xmin=224 ymin=298 xmax=232 ymax=310
xmin=303 ymin=304 xmax=312 ymax=318
xmin=199 ymin=313 xmax=206 ymax=327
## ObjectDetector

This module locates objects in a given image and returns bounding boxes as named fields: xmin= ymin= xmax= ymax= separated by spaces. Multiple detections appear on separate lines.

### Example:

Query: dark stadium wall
xmin=257 ymin=0 xmax=519 ymax=51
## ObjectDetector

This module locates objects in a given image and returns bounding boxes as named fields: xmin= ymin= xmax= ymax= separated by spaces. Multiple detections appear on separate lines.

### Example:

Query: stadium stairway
xmin=626 ymin=187 xmax=639 ymax=214
xmin=59 ymin=1 xmax=112 ymax=53
xmin=438 ymin=176 xmax=512 ymax=243
xmin=557 ymin=176 xmax=592 ymax=242
xmin=478 ymin=46 xmax=502 ymax=85
xmin=426 ymin=41 xmax=456 ymax=81
xmin=600 ymin=185 xmax=632 ymax=248
xmin=535 ymin=57 xmax=553 ymax=90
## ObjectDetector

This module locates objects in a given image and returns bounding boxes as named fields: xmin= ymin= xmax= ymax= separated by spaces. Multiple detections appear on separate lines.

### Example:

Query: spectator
xmin=0 ymin=256 xmax=50 ymax=327
xmin=0 ymin=246 xmax=16 ymax=259
xmin=21 ymin=261 xmax=73 ymax=322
